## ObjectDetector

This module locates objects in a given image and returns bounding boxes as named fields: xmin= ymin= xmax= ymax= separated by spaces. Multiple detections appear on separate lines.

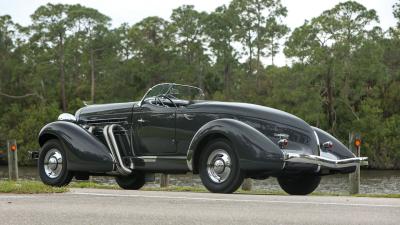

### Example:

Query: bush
xmin=0 ymin=103 xmax=61 ymax=165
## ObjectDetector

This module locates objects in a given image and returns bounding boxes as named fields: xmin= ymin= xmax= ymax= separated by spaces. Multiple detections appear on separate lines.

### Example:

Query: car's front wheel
xmin=38 ymin=139 xmax=73 ymax=186
xmin=277 ymin=174 xmax=321 ymax=195
xmin=115 ymin=171 xmax=146 ymax=190
xmin=199 ymin=139 xmax=244 ymax=193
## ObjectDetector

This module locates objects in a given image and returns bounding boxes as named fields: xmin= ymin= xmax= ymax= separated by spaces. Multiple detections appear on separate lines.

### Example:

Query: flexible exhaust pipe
xmin=108 ymin=124 xmax=132 ymax=174
xmin=103 ymin=125 xmax=131 ymax=175
xmin=103 ymin=125 xmax=121 ymax=174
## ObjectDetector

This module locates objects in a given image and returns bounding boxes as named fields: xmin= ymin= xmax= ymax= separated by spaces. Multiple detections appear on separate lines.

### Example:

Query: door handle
xmin=183 ymin=114 xmax=195 ymax=120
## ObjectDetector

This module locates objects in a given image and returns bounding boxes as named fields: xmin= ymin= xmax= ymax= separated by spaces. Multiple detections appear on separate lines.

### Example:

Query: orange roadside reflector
xmin=10 ymin=144 xmax=17 ymax=151
xmin=354 ymin=139 xmax=361 ymax=148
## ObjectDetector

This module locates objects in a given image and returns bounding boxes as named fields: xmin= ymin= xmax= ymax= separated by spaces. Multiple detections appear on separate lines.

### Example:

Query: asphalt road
xmin=1 ymin=188 xmax=399 ymax=225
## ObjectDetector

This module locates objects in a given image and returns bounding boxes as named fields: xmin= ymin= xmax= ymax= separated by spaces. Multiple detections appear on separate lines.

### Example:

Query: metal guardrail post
xmin=7 ymin=139 xmax=19 ymax=181
xmin=349 ymin=132 xmax=361 ymax=194
xmin=160 ymin=173 xmax=169 ymax=187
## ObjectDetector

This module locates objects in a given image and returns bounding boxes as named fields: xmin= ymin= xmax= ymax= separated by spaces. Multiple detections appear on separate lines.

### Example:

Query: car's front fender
xmin=186 ymin=118 xmax=284 ymax=173
xmin=39 ymin=121 xmax=113 ymax=172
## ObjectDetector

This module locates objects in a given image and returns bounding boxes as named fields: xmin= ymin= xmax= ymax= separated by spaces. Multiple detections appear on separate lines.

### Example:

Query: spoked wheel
xmin=115 ymin=171 xmax=146 ymax=190
xmin=38 ymin=139 xmax=73 ymax=186
xmin=199 ymin=139 xmax=244 ymax=193
xmin=277 ymin=174 xmax=321 ymax=195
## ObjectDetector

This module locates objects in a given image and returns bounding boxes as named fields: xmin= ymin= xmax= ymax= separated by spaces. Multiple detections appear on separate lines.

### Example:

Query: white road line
xmin=0 ymin=195 xmax=40 ymax=199
xmin=70 ymin=192 xmax=400 ymax=208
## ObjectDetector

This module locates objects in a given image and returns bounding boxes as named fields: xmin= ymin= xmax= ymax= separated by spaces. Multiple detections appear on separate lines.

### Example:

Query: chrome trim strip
xmin=137 ymin=156 xmax=187 ymax=163
xmin=137 ymin=156 xmax=187 ymax=159
xmin=314 ymin=131 xmax=320 ymax=146
xmin=186 ymin=126 xmax=205 ymax=171
xmin=313 ymin=130 xmax=321 ymax=156
xmin=284 ymin=153 xmax=368 ymax=169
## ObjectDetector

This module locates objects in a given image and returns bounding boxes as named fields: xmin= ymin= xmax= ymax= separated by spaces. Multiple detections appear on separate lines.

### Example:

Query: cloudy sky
xmin=0 ymin=0 xmax=397 ymax=65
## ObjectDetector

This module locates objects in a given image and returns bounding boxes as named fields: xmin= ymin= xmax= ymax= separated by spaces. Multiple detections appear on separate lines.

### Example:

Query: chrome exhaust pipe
xmin=103 ymin=125 xmax=132 ymax=175
xmin=103 ymin=125 xmax=119 ymax=173
xmin=109 ymin=124 xmax=132 ymax=174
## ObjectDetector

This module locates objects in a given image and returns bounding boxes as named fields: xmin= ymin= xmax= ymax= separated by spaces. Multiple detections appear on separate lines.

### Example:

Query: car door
xmin=133 ymin=101 xmax=176 ymax=155
xmin=175 ymin=105 xmax=220 ymax=155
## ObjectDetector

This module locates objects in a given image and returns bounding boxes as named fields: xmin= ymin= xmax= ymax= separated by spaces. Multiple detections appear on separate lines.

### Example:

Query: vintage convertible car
xmin=36 ymin=83 xmax=367 ymax=195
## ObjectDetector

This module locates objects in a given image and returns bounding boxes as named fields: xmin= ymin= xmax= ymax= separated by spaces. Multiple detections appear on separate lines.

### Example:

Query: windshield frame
xmin=139 ymin=83 xmax=204 ymax=107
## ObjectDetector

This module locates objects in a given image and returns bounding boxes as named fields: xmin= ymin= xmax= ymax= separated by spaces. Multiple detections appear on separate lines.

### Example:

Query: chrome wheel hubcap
xmin=207 ymin=149 xmax=231 ymax=183
xmin=44 ymin=149 xmax=63 ymax=179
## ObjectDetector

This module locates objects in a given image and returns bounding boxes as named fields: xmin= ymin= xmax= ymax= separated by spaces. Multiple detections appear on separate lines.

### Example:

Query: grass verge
xmin=69 ymin=181 xmax=119 ymax=189
xmin=1 ymin=180 xmax=399 ymax=198
xmin=138 ymin=186 xmax=400 ymax=198
xmin=0 ymin=180 xmax=68 ymax=194
xmin=142 ymin=186 xmax=288 ymax=195
xmin=353 ymin=193 xmax=400 ymax=198
xmin=66 ymin=183 xmax=289 ymax=195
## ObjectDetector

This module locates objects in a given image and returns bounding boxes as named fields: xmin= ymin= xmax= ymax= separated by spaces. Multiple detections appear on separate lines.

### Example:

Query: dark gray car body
xmin=39 ymin=83 xmax=364 ymax=178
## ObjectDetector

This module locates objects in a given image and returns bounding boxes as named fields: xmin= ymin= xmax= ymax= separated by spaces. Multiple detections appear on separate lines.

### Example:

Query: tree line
xmin=0 ymin=0 xmax=399 ymax=168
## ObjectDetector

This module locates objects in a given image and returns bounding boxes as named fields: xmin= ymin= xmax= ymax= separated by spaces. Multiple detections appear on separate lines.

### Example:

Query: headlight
xmin=58 ymin=113 xmax=76 ymax=122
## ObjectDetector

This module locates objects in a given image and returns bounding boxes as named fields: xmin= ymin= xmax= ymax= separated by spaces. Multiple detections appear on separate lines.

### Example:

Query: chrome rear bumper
xmin=284 ymin=153 xmax=368 ymax=169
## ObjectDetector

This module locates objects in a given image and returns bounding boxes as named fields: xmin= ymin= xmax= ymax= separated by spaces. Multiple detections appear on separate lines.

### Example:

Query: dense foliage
xmin=0 ymin=1 xmax=399 ymax=168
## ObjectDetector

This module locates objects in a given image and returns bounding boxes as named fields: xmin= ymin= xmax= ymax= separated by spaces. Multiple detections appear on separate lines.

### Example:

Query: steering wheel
xmin=157 ymin=94 xmax=177 ymax=108
xmin=154 ymin=96 xmax=166 ymax=107
xmin=164 ymin=93 xmax=177 ymax=99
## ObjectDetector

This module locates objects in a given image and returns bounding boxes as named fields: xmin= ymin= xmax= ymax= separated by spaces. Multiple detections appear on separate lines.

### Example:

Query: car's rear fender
xmin=187 ymin=118 xmax=285 ymax=173
xmin=312 ymin=126 xmax=355 ymax=160
xmin=39 ymin=121 xmax=114 ymax=172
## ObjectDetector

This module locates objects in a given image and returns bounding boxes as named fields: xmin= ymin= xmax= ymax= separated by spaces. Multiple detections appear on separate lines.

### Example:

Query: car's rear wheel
xmin=199 ymin=139 xmax=244 ymax=193
xmin=277 ymin=174 xmax=321 ymax=195
xmin=115 ymin=171 xmax=146 ymax=190
xmin=38 ymin=139 xmax=73 ymax=186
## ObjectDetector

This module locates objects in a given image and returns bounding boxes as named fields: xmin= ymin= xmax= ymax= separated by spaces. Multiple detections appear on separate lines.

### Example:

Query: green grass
xmin=140 ymin=186 xmax=336 ymax=196
xmin=67 ymin=182 xmax=288 ymax=195
xmin=0 ymin=180 xmax=68 ymax=194
xmin=140 ymin=186 xmax=332 ymax=196
xmin=1 ymin=180 xmax=399 ymax=198
xmin=142 ymin=186 xmax=207 ymax=193
xmin=69 ymin=181 xmax=119 ymax=189
xmin=136 ymin=186 xmax=400 ymax=198
xmin=353 ymin=193 xmax=400 ymax=198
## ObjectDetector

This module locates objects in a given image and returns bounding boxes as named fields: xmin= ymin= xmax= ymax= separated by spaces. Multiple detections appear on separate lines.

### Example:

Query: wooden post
xmin=7 ymin=139 xmax=18 ymax=181
xmin=160 ymin=173 xmax=169 ymax=188
xmin=241 ymin=178 xmax=253 ymax=191
xmin=349 ymin=132 xmax=360 ymax=195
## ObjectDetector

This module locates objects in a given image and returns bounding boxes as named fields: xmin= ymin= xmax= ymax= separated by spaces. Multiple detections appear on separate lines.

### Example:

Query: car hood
xmin=75 ymin=102 xmax=139 ymax=122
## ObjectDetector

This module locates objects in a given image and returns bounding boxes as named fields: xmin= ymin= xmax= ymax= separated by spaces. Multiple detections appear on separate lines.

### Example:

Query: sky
xmin=0 ymin=0 xmax=397 ymax=65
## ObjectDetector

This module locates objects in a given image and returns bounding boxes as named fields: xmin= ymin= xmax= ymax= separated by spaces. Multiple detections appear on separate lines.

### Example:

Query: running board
xmin=103 ymin=124 xmax=132 ymax=175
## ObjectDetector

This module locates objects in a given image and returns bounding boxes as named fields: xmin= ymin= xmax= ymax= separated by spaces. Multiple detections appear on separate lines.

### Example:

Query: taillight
xmin=322 ymin=141 xmax=333 ymax=149
xmin=278 ymin=139 xmax=288 ymax=149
